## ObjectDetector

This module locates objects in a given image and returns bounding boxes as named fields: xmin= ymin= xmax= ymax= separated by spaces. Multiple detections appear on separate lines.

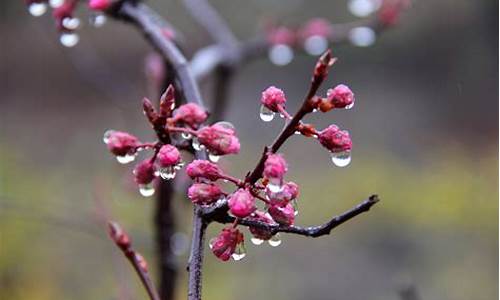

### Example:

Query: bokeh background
xmin=1 ymin=0 xmax=498 ymax=299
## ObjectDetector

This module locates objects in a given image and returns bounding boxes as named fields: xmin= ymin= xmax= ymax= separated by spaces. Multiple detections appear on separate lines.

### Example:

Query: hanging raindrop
xmin=90 ymin=13 xmax=107 ymax=27
xmin=232 ymin=244 xmax=246 ymax=261
xmin=139 ymin=184 xmax=155 ymax=197
xmin=330 ymin=151 xmax=352 ymax=167
xmin=28 ymin=2 xmax=47 ymax=17
xmin=49 ymin=0 xmax=64 ymax=8
xmin=192 ymin=138 xmax=204 ymax=151
xmin=251 ymin=237 xmax=264 ymax=245
xmin=116 ymin=153 xmax=136 ymax=164
xmin=259 ymin=105 xmax=275 ymax=122
xmin=304 ymin=35 xmax=328 ymax=56
xmin=59 ymin=32 xmax=79 ymax=47
xmin=214 ymin=121 xmax=235 ymax=130
xmin=268 ymin=44 xmax=294 ymax=66
xmin=102 ymin=130 xmax=114 ymax=144
xmin=208 ymin=153 xmax=220 ymax=163
xmin=62 ymin=17 xmax=81 ymax=30
xmin=159 ymin=166 xmax=176 ymax=180
xmin=268 ymin=234 xmax=282 ymax=247
xmin=345 ymin=102 xmax=354 ymax=109
xmin=181 ymin=132 xmax=192 ymax=140
xmin=267 ymin=182 xmax=283 ymax=193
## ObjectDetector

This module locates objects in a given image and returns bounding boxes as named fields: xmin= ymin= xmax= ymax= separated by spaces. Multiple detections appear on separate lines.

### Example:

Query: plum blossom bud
xmin=228 ymin=188 xmax=256 ymax=218
xmin=142 ymin=97 xmax=158 ymax=124
xmin=319 ymin=84 xmax=354 ymax=111
xmin=248 ymin=211 xmax=276 ymax=241
xmin=318 ymin=125 xmax=352 ymax=153
xmin=263 ymin=153 xmax=288 ymax=184
xmin=133 ymin=160 xmax=157 ymax=185
xmin=197 ymin=124 xmax=240 ymax=155
xmin=186 ymin=160 xmax=223 ymax=181
xmin=88 ymin=0 xmax=111 ymax=11
xmin=261 ymin=86 xmax=287 ymax=112
xmin=313 ymin=50 xmax=336 ymax=80
xmin=210 ymin=227 xmax=244 ymax=261
xmin=159 ymin=85 xmax=175 ymax=117
xmin=267 ymin=181 xmax=299 ymax=206
xmin=105 ymin=131 xmax=140 ymax=156
xmin=187 ymin=183 xmax=224 ymax=205
xmin=157 ymin=145 xmax=181 ymax=167
xmin=173 ymin=103 xmax=208 ymax=128
xmin=268 ymin=203 xmax=295 ymax=226
xmin=108 ymin=221 xmax=130 ymax=250
xmin=134 ymin=253 xmax=148 ymax=272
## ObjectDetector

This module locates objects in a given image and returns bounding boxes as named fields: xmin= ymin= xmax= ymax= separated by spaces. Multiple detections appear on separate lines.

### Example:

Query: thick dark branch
xmin=212 ymin=195 xmax=379 ymax=237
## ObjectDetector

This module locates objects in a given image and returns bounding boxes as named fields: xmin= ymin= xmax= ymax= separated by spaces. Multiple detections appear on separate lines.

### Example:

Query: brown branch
xmin=211 ymin=195 xmax=379 ymax=237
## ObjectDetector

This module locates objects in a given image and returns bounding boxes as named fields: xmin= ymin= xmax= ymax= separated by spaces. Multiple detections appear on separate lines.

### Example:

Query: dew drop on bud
xmin=232 ymin=244 xmax=246 ymax=261
xmin=89 ymin=13 xmax=107 ymax=27
xmin=192 ymin=138 xmax=204 ymax=151
xmin=28 ymin=2 xmax=47 ymax=17
xmin=268 ymin=234 xmax=282 ymax=247
xmin=49 ymin=0 xmax=64 ymax=8
xmin=304 ymin=35 xmax=328 ymax=56
xmin=116 ymin=153 xmax=136 ymax=164
xmin=251 ymin=237 xmax=264 ymax=245
xmin=159 ymin=166 xmax=176 ymax=180
xmin=103 ymin=130 xmax=114 ymax=144
xmin=62 ymin=17 xmax=81 ymax=30
xmin=267 ymin=182 xmax=283 ymax=193
xmin=60 ymin=32 xmax=79 ymax=47
xmin=345 ymin=102 xmax=354 ymax=110
xmin=139 ymin=184 xmax=155 ymax=197
xmin=259 ymin=105 xmax=275 ymax=122
xmin=268 ymin=44 xmax=294 ymax=66
xmin=181 ymin=132 xmax=192 ymax=140
xmin=208 ymin=153 xmax=220 ymax=163
xmin=330 ymin=151 xmax=352 ymax=167
xmin=214 ymin=121 xmax=235 ymax=130
xmin=348 ymin=26 xmax=376 ymax=47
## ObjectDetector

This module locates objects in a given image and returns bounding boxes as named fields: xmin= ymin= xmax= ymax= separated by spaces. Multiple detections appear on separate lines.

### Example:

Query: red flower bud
xmin=197 ymin=124 xmax=240 ymax=155
xmin=142 ymin=97 xmax=158 ymax=124
xmin=267 ymin=181 xmax=299 ymax=206
xmin=88 ymin=0 xmax=111 ymax=11
xmin=173 ymin=103 xmax=208 ymax=128
xmin=318 ymin=125 xmax=352 ymax=153
xmin=261 ymin=86 xmax=287 ymax=112
xmin=228 ymin=188 xmax=256 ymax=218
xmin=210 ymin=227 xmax=244 ymax=261
xmin=186 ymin=160 xmax=223 ymax=181
xmin=313 ymin=50 xmax=336 ymax=79
xmin=159 ymin=85 xmax=175 ymax=117
xmin=187 ymin=183 xmax=224 ymax=205
xmin=325 ymin=84 xmax=354 ymax=110
xmin=104 ymin=130 xmax=140 ymax=157
xmin=157 ymin=144 xmax=181 ymax=167
xmin=108 ymin=221 xmax=130 ymax=250
xmin=248 ymin=211 xmax=276 ymax=241
xmin=133 ymin=160 xmax=157 ymax=185
xmin=263 ymin=153 xmax=288 ymax=184
xmin=268 ymin=203 xmax=295 ymax=226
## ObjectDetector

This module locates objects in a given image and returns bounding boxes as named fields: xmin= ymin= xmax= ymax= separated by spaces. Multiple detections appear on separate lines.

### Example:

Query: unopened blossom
xmin=186 ymin=160 xmax=223 ymax=181
xmin=188 ymin=183 xmax=224 ymax=205
xmin=157 ymin=144 xmax=181 ymax=167
xmin=268 ymin=203 xmax=295 ymax=226
xmin=210 ymin=227 xmax=244 ymax=261
xmin=88 ymin=0 xmax=111 ymax=11
xmin=248 ymin=211 xmax=276 ymax=241
xmin=267 ymin=181 xmax=299 ymax=206
xmin=197 ymin=124 xmax=240 ymax=155
xmin=299 ymin=18 xmax=332 ymax=39
xmin=105 ymin=131 xmax=140 ymax=156
xmin=173 ymin=103 xmax=208 ymax=128
xmin=108 ymin=221 xmax=130 ymax=249
xmin=318 ymin=125 xmax=352 ymax=153
xmin=318 ymin=84 xmax=354 ymax=111
xmin=260 ymin=86 xmax=286 ymax=112
xmin=228 ymin=189 xmax=256 ymax=218
xmin=133 ymin=160 xmax=157 ymax=185
xmin=263 ymin=153 xmax=288 ymax=183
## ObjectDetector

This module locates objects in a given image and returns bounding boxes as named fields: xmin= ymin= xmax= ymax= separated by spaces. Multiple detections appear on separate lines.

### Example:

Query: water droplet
xmin=304 ymin=35 xmax=328 ymax=56
xmin=60 ymin=32 xmax=79 ymax=47
xmin=116 ymin=153 xmax=136 ymax=164
xmin=214 ymin=121 xmax=235 ymax=130
xmin=259 ymin=105 xmax=275 ymax=122
xmin=294 ymin=131 xmax=301 ymax=135
xmin=49 ymin=0 xmax=64 ymax=8
xmin=28 ymin=2 xmax=47 ymax=17
xmin=62 ymin=17 xmax=81 ymax=30
xmin=292 ymin=199 xmax=299 ymax=216
xmin=174 ymin=162 xmax=185 ymax=170
xmin=192 ymin=138 xmax=204 ymax=151
xmin=208 ymin=153 xmax=220 ymax=163
xmin=345 ymin=102 xmax=354 ymax=110
xmin=181 ymin=132 xmax=192 ymax=140
xmin=102 ymin=129 xmax=115 ymax=144
xmin=232 ymin=244 xmax=246 ymax=261
xmin=348 ymin=27 xmax=376 ymax=47
xmin=268 ymin=234 xmax=282 ymax=247
xmin=139 ymin=184 xmax=155 ymax=197
xmin=159 ymin=166 xmax=176 ymax=180
xmin=89 ymin=13 xmax=107 ymax=27
xmin=331 ymin=151 xmax=352 ymax=167
xmin=267 ymin=182 xmax=283 ymax=193
xmin=268 ymin=44 xmax=294 ymax=66
xmin=251 ymin=237 xmax=264 ymax=245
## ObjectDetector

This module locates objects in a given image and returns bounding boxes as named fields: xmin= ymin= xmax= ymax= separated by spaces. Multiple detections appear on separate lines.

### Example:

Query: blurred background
xmin=1 ymin=0 xmax=498 ymax=299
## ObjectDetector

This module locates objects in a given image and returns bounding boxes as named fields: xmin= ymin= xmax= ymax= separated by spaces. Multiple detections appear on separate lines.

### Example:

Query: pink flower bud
xmin=318 ymin=125 xmax=352 ymax=153
xmin=159 ymin=85 xmax=175 ymax=117
xmin=260 ymin=86 xmax=286 ymax=112
xmin=210 ymin=227 xmax=244 ymax=261
xmin=134 ymin=253 xmax=148 ymax=272
xmin=187 ymin=183 xmax=224 ymax=205
xmin=108 ymin=221 xmax=130 ymax=250
xmin=325 ymin=84 xmax=354 ymax=110
xmin=157 ymin=145 xmax=181 ymax=167
xmin=299 ymin=18 xmax=332 ymax=39
xmin=197 ymin=124 xmax=240 ymax=155
xmin=186 ymin=160 xmax=223 ymax=181
xmin=314 ymin=50 xmax=336 ymax=79
xmin=88 ymin=0 xmax=111 ymax=11
xmin=263 ymin=153 xmax=288 ymax=184
xmin=133 ymin=160 xmax=157 ymax=185
xmin=228 ymin=189 xmax=256 ymax=218
xmin=267 ymin=181 xmax=299 ymax=206
xmin=173 ymin=103 xmax=208 ymax=128
xmin=268 ymin=203 xmax=295 ymax=226
xmin=248 ymin=211 xmax=276 ymax=241
xmin=105 ymin=131 xmax=140 ymax=157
